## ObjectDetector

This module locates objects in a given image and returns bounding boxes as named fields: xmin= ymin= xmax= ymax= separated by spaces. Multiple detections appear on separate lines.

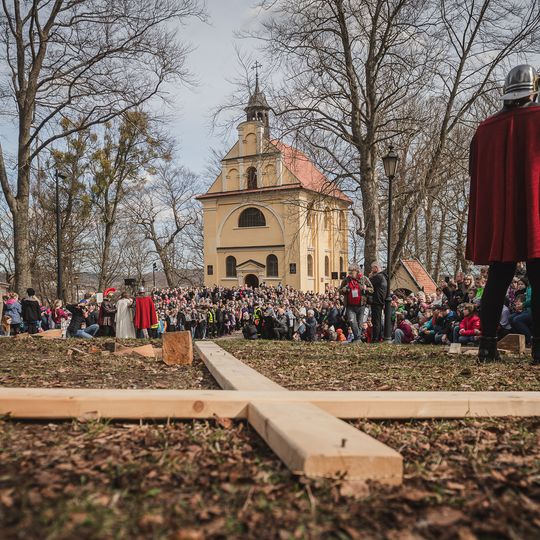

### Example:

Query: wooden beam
xmin=248 ymin=400 xmax=403 ymax=483
xmin=1 ymin=388 xmax=539 ymax=420
xmin=305 ymin=390 xmax=540 ymax=419
xmin=0 ymin=388 xmax=249 ymax=420
xmin=195 ymin=341 xmax=284 ymax=391
xmin=196 ymin=341 xmax=403 ymax=483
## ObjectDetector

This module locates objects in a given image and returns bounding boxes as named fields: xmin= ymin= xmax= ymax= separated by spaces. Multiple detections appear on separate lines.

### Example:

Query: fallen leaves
xmin=220 ymin=340 xmax=540 ymax=392
xmin=0 ymin=338 xmax=218 ymax=390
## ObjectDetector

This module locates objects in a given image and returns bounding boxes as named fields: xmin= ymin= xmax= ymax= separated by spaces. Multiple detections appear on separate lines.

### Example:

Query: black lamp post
xmin=55 ymin=169 xmax=67 ymax=301
xmin=152 ymin=262 xmax=158 ymax=289
xmin=382 ymin=146 xmax=399 ymax=342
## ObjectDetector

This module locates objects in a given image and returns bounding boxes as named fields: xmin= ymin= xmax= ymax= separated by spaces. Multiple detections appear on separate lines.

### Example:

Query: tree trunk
xmin=161 ymin=257 xmax=176 ymax=288
xmin=13 ymin=205 xmax=31 ymax=295
xmin=433 ymin=210 xmax=446 ymax=282
xmin=359 ymin=147 xmax=379 ymax=267
xmin=98 ymin=221 xmax=114 ymax=290
xmin=424 ymin=203 xmax=433 ymax=274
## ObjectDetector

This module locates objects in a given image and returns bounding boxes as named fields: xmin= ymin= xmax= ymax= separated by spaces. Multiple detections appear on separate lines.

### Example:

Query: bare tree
xmin=0 ymin=0 xmax=205 ymax=293
xmin=234 ymin=0 xmax=540 ymax=277
xmin=89 ymin=110 xmax=172 ymax=289
xmin=128 ymin=163 xmax=199 ymax=287
xmin=389 ymin=0 xmax=540 ymax=274
xmin=250 ymin=0 xmax=438 ymax=269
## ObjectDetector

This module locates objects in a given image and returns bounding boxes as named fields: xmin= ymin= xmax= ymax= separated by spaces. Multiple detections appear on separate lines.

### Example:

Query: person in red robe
xmin=134 ymin=287 xmax=158 ymax=338
xmin=466 ymin=64 xmax=540 ymax=364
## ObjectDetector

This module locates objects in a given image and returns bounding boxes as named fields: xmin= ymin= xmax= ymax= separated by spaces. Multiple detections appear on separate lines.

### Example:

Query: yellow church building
xmin=197 ymin=76 xmax=350 ymax=293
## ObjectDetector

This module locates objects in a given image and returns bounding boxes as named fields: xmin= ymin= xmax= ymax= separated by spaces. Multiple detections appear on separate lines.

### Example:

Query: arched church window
xmin=339 ymin=257 xmax=344 ymax=274
xmin=226 ymin=256 xmax=237 ymax=277
xmin=324 ymin=256 xmax=330 ymax=277
xmin=307 ymin=254 xmax=314 ymax=277
xmin=238 ymin=207 xmax=266 ymax=227
xmin=266 ymin=254 xmax=278 ymax=277
xmin=247 ymin=167 xmax=258 ymax=189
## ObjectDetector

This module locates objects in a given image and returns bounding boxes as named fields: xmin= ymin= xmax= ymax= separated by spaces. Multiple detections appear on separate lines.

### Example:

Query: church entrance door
xmin=244 ymin=274 xmax=259 ymax=288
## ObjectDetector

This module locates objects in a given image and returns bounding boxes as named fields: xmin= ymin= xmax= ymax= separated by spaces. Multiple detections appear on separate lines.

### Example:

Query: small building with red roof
xmin=197 ymin=75 xmax=350 ymax=292
xmin=393 ymin=259 xmax=438 ymax=296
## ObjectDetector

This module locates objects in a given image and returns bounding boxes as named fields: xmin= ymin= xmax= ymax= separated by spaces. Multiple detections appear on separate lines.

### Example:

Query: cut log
xmin=498 ymin=334 xmax=526 ymax=354
xmin=162 ymin=331 xmax=193 ymax=365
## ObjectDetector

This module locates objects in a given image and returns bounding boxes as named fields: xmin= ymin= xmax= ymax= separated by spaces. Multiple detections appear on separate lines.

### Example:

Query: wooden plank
xmin=195 ymin=341 xmax=284 ymax=391
xmin=1 ymin=388 xmax=539 ymax=420
xmin=0 ymin=388 xmax=249 ymax=420
xmin=248 ymin=400 xmax=403 ymax=483
xmin=197 ymin=341 xmax=403 ymax=483
xmin=305 ymin=390 xmax=540 ymax=419
xmin=498 ymin=333 xmax=526 ymax=354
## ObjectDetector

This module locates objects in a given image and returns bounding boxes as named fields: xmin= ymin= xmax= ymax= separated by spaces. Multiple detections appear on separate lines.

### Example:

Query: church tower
xmin=244 ymin=62 xmax=271 ymax=138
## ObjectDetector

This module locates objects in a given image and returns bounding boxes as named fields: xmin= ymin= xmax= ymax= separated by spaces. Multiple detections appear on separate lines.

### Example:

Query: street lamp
xmin=152 ymin=262 xmax=158 ymax=289
xmin=55 ymin=169 xmax=67 ymax=301
xmin=74 ymin=274 xmax=80 ymax=302
xmin=382 ymin=146 xmax=399 ymax=342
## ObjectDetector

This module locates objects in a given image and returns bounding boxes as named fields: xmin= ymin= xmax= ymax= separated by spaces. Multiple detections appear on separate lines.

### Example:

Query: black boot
xmin=532 ymin=338 xmax=540 ymax=366
xmin=477 ymin=337 xmax=501 ymax=363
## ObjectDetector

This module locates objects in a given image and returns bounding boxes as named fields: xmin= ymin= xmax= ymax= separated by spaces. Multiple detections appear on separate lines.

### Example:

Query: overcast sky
xmin=0 ymin=1 xmax=538 ymax=183
xmin=168 ymin=0 xmax=261 ymax=178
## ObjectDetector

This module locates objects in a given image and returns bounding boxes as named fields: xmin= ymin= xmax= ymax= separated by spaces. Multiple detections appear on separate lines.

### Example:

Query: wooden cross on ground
xmin=1 ymin=341 xmax=540 ymax=486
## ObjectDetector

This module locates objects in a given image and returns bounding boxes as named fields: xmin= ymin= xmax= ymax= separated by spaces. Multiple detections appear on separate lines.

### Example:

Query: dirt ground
xmin=0 ymin=338 xmax=539 ymax=539
xmin=0 ymin=417 xmax=539 ymax=539
xmin=0 ymin=337 xmax=218 ymax=390
xmin=219 ymin=340 xmax=540 ymax=391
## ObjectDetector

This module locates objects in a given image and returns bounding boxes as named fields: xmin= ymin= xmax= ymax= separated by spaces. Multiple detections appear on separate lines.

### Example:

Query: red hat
xmin=103 ymin=287 xmax=116 ymax=297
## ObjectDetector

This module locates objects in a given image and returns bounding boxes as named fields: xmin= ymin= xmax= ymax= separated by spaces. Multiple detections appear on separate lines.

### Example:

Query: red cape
xmin=134 ymin=296 xmax=157 ymax=329
xmin=466 ymin=106 xmax=540 ymax=264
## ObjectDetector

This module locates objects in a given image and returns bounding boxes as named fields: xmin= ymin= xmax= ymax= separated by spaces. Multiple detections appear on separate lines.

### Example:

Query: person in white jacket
xmin=115 ymin=292 xmax=136 ymax=339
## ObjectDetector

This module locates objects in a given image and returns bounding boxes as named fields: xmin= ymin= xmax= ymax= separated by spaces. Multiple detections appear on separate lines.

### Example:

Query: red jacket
xmin=459 ymin=314 xmax=481 ymax=336
xmin=396 ymin=320 xmax=415 ymax=344
xmin=466 ymin=105 xmax=540 ymax=264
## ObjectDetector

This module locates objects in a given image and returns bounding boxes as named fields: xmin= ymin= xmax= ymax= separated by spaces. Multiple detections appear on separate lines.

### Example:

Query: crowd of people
xmin=0 ymin=261 xmax=534 ymax=348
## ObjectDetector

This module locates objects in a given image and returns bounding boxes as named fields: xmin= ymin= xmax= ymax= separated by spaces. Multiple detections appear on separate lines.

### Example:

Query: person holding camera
xmin=66 ymin=302 xmax=99 ymax=338
xmin=339 ymin=263 xmax=374 ymax=342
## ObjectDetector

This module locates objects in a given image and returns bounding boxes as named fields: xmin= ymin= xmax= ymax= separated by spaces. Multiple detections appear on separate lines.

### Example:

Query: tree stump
xmin=498 ymin=334 xmax=526 ymax=355
xmin=163 ymin=331 xmax=193 ymax=365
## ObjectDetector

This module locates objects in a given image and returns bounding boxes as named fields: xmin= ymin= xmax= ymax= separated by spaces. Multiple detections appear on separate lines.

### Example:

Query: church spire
xmin=245 ymin=61 xmax=270 ymax=138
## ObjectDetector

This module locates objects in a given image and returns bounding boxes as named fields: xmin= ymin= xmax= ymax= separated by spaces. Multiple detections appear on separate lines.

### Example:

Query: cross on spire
xmin=252 ymin=61 xmax=262 ymax=87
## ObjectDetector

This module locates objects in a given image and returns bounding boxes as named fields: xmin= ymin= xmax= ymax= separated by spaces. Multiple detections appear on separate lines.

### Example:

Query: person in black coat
xmin=369 ymin=262 xmax=387 ymax=342
xmin=21 ymin=288 xmax=41 ymax=334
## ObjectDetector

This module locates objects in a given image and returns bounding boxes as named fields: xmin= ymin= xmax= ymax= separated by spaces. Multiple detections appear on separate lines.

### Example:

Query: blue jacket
xmin=4 ymin=300 xmax=22 ymax=325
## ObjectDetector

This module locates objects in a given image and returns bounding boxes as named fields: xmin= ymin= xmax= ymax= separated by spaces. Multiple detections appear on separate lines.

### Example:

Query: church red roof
xmin=271 ymin=140 xmax=351 ymax=203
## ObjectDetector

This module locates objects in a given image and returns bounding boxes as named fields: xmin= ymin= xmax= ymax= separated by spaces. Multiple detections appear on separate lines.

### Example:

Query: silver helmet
xmin=500 ymin=64 xmax=539 ymax=101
